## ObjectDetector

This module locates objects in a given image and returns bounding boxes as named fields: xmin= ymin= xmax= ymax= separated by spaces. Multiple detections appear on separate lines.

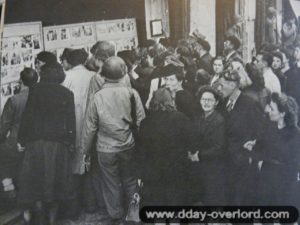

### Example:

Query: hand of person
xmin=17 ymin=143 xmax=25 ymax=152
xmin=83 ymin=154 xmax=91 ymax=172
xmin=243 ymin=139 xmax=256 ymax=151
xmin=258 ymin=160 xmax=263 ymax=171
xmin=137 ymin=179 xmax=143 ymax=187
xmin=188 ymin=151 xmax=200 ymax=162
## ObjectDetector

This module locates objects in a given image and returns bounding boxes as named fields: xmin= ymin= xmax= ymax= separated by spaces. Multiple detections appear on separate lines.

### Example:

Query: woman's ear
xmin=215 ymin=100 xmax=219 ymax=106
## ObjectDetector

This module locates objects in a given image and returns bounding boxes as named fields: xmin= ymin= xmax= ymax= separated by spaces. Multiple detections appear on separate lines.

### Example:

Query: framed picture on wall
xmin=150 ymin=19 xmax=163 ymax=36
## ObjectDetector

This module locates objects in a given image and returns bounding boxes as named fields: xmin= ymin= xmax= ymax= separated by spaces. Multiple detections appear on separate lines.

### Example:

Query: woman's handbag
xmin=125 ymin=193 xmax=141 ymax=222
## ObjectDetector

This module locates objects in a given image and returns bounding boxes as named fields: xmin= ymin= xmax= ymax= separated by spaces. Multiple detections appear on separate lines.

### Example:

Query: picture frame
xmin=150 ymin=19 xmax=163 ymax=37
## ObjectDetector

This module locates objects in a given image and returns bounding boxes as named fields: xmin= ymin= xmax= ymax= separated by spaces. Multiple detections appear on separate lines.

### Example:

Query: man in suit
xmin=216 ymin=71 xmax=265 ymax=205
xmin=192 ymin=31 xmax=213 ymax=74
xmin=223 ymin=35 xmax=243 ymax=69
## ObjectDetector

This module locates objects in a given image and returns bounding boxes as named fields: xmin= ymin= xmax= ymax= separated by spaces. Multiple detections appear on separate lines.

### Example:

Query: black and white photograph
xmin=10 ymin=52 xmax=21 ymax=66
xmin=21 ymin=49 xmax=33 ymax=63
xmin=60 ymin=28 xmax=68 ymax=40
xmin=0 ymin=68 xmax=8 ymax=79
xmin=21 ymin=35 xmax=33 ymax=49
xmin=46 ymin=29 xmax=58 ymax=41
xmin=71 ymin=26 xmax=82 ymax=38
xmin=1 ymin=52 xmax=9 ymax=67
xmin=82 ymin=25 xmax=93 ymax=37
xmin=1 ymin=0 xmax=300 ymax=225
xmin=32 ymin=35 xmax=41 ymax=50
xmin=1 ymin=83 xmax=12 ymax=97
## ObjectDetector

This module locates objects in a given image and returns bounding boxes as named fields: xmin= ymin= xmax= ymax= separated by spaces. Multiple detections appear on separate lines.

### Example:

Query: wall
xmin=4 ymin=0 xmax=147 ymax=44
xmin=144 ymin=0 xmax=169 ymax=40
xmin=190 ymin=0 xmax=216 ymax=56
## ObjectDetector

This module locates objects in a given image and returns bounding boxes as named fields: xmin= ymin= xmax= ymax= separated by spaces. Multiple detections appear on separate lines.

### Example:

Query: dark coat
xmin=286 ymin=66 xmax=300 ymax=110
xmin=193 ymin=111 xmax=226 ymax=161
xmin=18 ymin=82 xmax=76 ymax=146
xmin=138 ymin=111 xmax=192 ymax=205
xmin=189 ymin=110 xmax=227 ymax=205
xmin=220 ymin=93 xmax=266 ymax=166
xmin=219 ymin=93 xmax=266 ymax=205
xmin=255 ymin=122 xmax=300 ymax=206
xmin=197 ymin=52 xmax=213 ymax=74
xmin=0 ymin=88 xmax=29 ymax=180
xmin=175 ymin=89 xmax=199 ymax=120
xmin=224 ymin=51 xmax=243 ymax=69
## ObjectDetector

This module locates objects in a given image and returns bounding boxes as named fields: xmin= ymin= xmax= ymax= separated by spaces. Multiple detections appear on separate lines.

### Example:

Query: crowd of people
xmin=1 ymin=17 xmax=300 ymax=225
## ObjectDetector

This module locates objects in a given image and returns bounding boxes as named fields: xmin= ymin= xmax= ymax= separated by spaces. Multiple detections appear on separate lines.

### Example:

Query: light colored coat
xmin=81 ymin=81 xmax=145 ymax=154
xmin=63 ymin=65 xmax=94 ymax=174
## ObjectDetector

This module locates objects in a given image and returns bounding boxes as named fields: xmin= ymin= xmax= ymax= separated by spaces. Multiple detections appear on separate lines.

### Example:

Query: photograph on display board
xmin=46 ymin=29 xmax=58 ymax=41
xmin=1 ymin=68 xmax=8 ymax=79
xmin=21 ymin=49 xmax=33 ymax=63
xmin=21 ymin=35 xmax=33 ymax=48
xmin=71 ymin=26 xmax=82 ymax=38
xmin=2 ymin=52 xmax=9 ymax=66
xmin=82 ymin=25 xmax=93 ymax=36
xmin=1 ymin=83 xmax=12 ymax=97
xmin=60 ymin=28 xmax=69 ymax=40
xmin=10 ymin=51 xmax=22 ymax=66
xmin=32 ymin=35 xmax=41 ymax=49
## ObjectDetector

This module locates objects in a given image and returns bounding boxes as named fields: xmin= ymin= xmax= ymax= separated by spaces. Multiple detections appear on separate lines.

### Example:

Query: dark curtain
xmin=215 ymin=0 xmax=235 ymax=56
xmin=168 ymin=0 xmax=190 ymax=46
xmin=255 ymin=0 xmax=276 ymax=51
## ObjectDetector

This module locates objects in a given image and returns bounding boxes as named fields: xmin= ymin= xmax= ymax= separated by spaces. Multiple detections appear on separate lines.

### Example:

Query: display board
xmin=95 ymin=18 xmax=138 ymax=52
xmin=43 ymin=22 xmax=97 ymax=59
xmin=0 ymin=21 xmax=43 ymax=112
xmin=43 ymin=18 xmax=138 ymax=59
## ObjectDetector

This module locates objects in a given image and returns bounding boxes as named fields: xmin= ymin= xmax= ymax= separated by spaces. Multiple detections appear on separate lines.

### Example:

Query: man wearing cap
xmin=223 ymin=35 xmax=243 ymax=69
xmin=216 ymin=71 xmax=265 ymax=205
xmin=193 ymin=34 xmax=213 ymax=74
xmin=81 ymin=56 xmax=145 ymax=225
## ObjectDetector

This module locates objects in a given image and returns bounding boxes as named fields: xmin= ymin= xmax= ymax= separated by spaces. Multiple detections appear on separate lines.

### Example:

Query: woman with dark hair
xmin=188 ymin=85 xmax=226 ymax=205
xmin=253 ymin=93 xmax=300 ymax=207
xmin=18 ymin=62 xmax=76 ymax=225
xmin=138 ymin=88 xmax=191 ymax=209
xmin=34 ymin=51 xmax=57 ymax=74
xmin=161 ymin=64 xmax=198 ymax=120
